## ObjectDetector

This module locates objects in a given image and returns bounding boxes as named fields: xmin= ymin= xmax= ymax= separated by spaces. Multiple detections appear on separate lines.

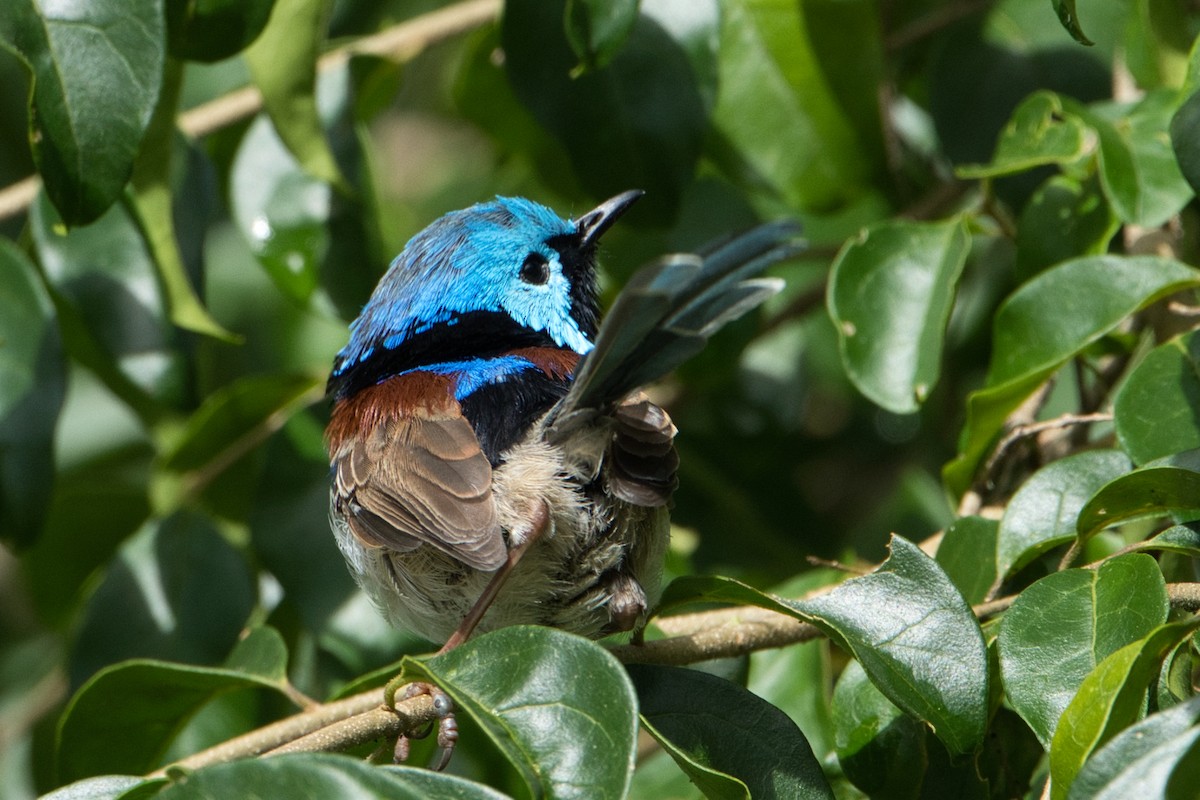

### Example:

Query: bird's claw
xmin=392 ymin=681 xmax=457 ymax=770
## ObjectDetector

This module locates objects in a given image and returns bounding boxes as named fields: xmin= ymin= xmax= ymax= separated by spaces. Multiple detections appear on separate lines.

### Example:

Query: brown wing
xmin=607 ymin=392 xmax=679 ymax=507
xmin=333 ymin=409 xmax=506 ymax=571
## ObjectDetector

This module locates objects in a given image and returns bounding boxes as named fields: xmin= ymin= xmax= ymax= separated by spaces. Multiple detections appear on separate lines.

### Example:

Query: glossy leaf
xmin=630 ymin=664 xmax=834 ymax=800
xmin=229 ymin=67 xmax=351 ymax=301
xmin=0 ymin=0 xmax=164 ymax=224
xmin=564 ymin=0 xmax=638 ymax=73
xmin=998 ymin=555 xmax=1168 ymax=748
xmin=788 ymin=536 xmax=989 ymax=755
xmin=710 ymin=0 xmax=870 ymax=212
xmin=154 ymin=754 xmax=508 ymax=799
xmin=1052 ymin=0 xmax=1093 ymax=45
xmin=988 ymin=257 xmax=1197 ymax=385
xmin=166 ymin=0 xmax=275 ymax=62
xmin=747 ymin=571 xmax=844 ymax=762
xmin=1015 ymin=175 xmax=1117 ymax=281
xmin=503 ymin=0 xmax=717 ymax=220
xmin=245 ymin=0 xmax=347 ymax=191
xmin=1075 ymin=464 xmax=1200 ymax=540
xmin=832 ymin=659 xmax=926 ymax=800
xmin=996 ymin=450 xmax=1131 ymax=580
xmin=1049 ymin=616 xmax=1200 ymax=799
xmin=935 ymin=515 xmax=999 ymax=605
xmin=40 ymin=776 xmax=149 ymax=800
xmin=129 ymin=60 xmax=238 ymax=343
xmin=657 ymin=573 xmax=800 ymax=617
xmin=1133 ymin=522 xmax=1200 ymax=558
xmin=403 ymin=626 xmax=637 ymax=800
xmin=1114 ymin=330 xmax=1200 ymax=464
xmin=0 ymin=240 xmax=65 ymax=547
xmin=31 ymin=189 xmax=183 ymax=413
xmin=1068 ymin=695 xmax=1200 ymax=800
xmin=67 ymin=512 xmax=256 ymax=688
xmin=58 ymin=629 xmax=290 ymax=782
xmin=828 ymin=217 xmax=970 ymax=413
xmin=944 ymin=255 xmax=1200 ymax=496
xmin=1070 ymin=93 xmax=1196 ymax=227
xmin=958 ymin=92 xmax=1090 ymax=178
xmin=1172 ymin=89 xmax=1200 ymax=193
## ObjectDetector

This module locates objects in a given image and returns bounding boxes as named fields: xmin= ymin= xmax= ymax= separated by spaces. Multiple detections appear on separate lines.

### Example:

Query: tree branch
xmin=156 ymin=583 xmax=1199 ymax=776
xmin=0 ymin=0 xmax=502 ymax=223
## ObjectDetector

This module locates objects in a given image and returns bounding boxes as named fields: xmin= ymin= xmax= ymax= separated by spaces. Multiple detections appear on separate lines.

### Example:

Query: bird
xmin=324 ymin=190 xmax=801 ymax=651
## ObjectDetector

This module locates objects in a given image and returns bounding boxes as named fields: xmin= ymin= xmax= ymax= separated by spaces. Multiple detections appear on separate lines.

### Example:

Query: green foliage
xmin=1 ymin=1 xmax=1200 ymax=799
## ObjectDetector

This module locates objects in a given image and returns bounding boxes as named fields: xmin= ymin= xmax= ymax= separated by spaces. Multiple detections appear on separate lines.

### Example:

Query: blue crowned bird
xmin=326 ymin=191 xmax=800 ymax=652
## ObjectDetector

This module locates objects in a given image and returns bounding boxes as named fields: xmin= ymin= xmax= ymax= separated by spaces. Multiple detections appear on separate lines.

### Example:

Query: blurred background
xmin=0 ymin=0 xmax=1182 ymax=794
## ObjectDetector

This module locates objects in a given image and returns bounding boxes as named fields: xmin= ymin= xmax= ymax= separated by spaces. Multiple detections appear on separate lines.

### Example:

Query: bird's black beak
xmin=576 ymin=190 xmax=643 ymax=248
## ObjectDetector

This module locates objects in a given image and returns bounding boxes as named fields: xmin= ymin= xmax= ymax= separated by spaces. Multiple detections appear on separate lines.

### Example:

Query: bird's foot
xmin=389 ymin=681 xmax=457 ymax=771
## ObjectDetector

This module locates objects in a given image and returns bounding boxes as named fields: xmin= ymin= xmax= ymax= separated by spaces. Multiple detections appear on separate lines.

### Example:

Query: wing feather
xmin=333 ymin=410 xmax=506 ymax=571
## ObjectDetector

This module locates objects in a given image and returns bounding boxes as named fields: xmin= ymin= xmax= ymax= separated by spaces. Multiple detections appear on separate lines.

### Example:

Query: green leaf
xmin=935 ymin=516 xmax=999 ymax=605
xmin=154 ymin=372 xmax=322 ymax=515
xmin=1068 ymin=695 xmax=1200 ymax=800
xmin=832 ymin=659 xmax=927 ymax=800
xmin=1075 ymin=464 xmax=1200 ymax=541
xmin=996 ymin=450 xmax=1132 ymax=580
xmin=229 ymin=67 xmax=351 ymax=302
xmin=630 ymin=664 xmax=834 ymax=800
xmin=503 ymin=0 xmax=717 ymax=220
xmin=166 ymin=0 xmax=275 ymax=62
xmin=564 ymin=0 xmax=638 ymax=73
xmin=129 ymin=59 xmax=239 ymax=343
xmin=1015 ymin=175 xmax=1118 ymax=282
xmin=0 ymin=239 xmax=65 ymax=548
xmin=403 ymin=626 xmax=637 ymax=800
xmin=67 ymin=511 xmax=256 ymax=688
xmin=244 ymin=0 xmax=348 ymax=191
xmin=21 ymin=444 xmax=154 ymax=625
xmin=40 ymin=776 xmax=149 ymax=800
xmin=747 ymin=571 xmax=844 ymax=762
xmin=57 ymin=636 xmax=291 ymax=782
xmin=0 ymin=0 xmax=165 ymax=225
xmin=997 ymin=554 xmax=1169 ymax=748
xmin=957 ymin=91 xmax=1090 ymax=178
xmin=828 ymin=216 xmax=970 ymax=412
xmin=1171 ymin=89 xmax=1200 ymax=194
xmin=222 ymin=626 xmax=290 ymax=686
xmin=710 ymin=0 xmax=870 ymax=212
xmin=788 ymin=536 xmax=989 ymax=755
xmin=30 ymin=189 xmax=180 ymax=420
xmin=153 ymin=754 xmax=508 ymax=800
xmin=944 ymin=255 xmax=1200 ymax=497
xmin=1114 ymin=330 xmax=1200 ymax=464
xmin=988 ymin=257 xmax=1197 ymax=386
xmin=1070 ymin=92 xmax=1196 ymax=227
xmin=1132 ymin=522 xmax=1200 ymax=558
xmin=1052 ymin=0 xmax=1094 ymax=46
xmin=656 ymin=573 xmax=800 ymax=617
xmin=1048 ymin=616 xmax=1200 ymax=799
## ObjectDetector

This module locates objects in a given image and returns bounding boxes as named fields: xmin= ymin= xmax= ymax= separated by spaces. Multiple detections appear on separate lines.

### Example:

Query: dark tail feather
xmin=548 ymin=220 xmax=804 ymax=438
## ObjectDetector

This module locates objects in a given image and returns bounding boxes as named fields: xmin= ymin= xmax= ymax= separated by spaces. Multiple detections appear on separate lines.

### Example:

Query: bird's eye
xmin=519 ymin=253 xmax=550 ymax=285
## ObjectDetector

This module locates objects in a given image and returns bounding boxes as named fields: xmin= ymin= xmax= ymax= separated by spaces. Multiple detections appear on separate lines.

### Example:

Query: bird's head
xmin=329 ymin=191 xmax=642 ymax=398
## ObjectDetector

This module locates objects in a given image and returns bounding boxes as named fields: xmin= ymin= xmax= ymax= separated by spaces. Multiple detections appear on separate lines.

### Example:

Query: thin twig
xmin=0 ymin=0 xmax=502 ymax=222
xmin=981 ymin=411 xmax=1113 ymax=478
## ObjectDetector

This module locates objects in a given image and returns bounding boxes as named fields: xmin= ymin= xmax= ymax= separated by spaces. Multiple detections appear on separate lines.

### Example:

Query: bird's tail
xmin=547 ymin=220 xmax=805 ymax=441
